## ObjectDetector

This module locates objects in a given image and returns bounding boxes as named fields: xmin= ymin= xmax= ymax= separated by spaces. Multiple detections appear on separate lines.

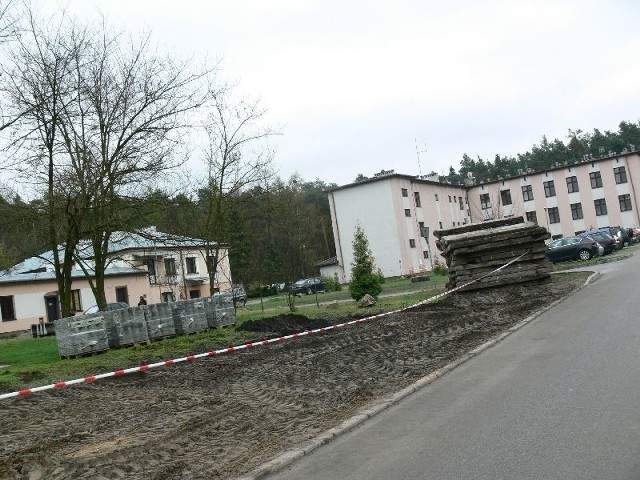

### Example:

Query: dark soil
xmin=0 ymin=273 xmax=589 ymax=480
xmin=237 ymin=314 xmax=332 ymax=336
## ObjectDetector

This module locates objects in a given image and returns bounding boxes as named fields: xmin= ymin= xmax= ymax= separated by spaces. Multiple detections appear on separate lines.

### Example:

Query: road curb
xmin=237 ymin=271 xmax=599 ymax=480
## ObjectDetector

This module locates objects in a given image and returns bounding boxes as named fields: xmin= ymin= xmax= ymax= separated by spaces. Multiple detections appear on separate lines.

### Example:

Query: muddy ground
xmin=0 ymin=274 xmax=588 ymax=480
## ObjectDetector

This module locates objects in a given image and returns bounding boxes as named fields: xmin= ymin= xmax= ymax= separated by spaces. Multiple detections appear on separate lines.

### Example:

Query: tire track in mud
xmin=0 ymin=275 xmax=588 ymax=479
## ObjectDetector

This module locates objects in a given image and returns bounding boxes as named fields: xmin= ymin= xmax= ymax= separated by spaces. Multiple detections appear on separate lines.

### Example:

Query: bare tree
xmin=2 ymin=8 xmax=215 ymax=313
xmin=1 ymin=9 xmax=88 ymax=317
xmin=197 ymin=90 xmax=278 ymax=295
xmin=57 ymin=22 xmax=214 ymax=309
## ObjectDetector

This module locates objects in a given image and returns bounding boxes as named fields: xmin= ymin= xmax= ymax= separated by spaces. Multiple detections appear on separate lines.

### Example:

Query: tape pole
xmin=0 ymin=252 xmax=529 ymax=401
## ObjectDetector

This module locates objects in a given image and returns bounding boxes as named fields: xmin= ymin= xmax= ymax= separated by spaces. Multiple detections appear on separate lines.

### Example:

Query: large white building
xmin=328 ymin=151 xmax=640 ymax=282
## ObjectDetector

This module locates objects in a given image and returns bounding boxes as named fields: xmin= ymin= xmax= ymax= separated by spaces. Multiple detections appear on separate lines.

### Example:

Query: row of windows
xmin=480 ymin=168 xmax=629 ymax=208
xmin=402 ymin=188 xmax=466 ymax=211
xmin=543 ymin=194 xmax=632 ymax=224
xmin=144 ymin=256 xmax=205 ymax=277
xmin=536 ymin=166 xmax=626 ymax=200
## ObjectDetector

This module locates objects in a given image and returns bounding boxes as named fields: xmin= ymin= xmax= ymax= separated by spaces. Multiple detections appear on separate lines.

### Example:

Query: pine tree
xmin=349 ymin=225 xmax=383 ymax=301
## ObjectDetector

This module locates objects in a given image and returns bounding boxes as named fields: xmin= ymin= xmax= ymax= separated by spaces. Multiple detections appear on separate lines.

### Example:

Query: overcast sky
xmin=58 ymin=0 xmax=640 ymax=186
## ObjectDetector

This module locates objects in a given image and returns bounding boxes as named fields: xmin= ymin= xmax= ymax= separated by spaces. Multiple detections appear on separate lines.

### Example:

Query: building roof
xmin=316 ymin=256 xmax=339 ymax=267
xmin=1 ymin=227 xmax=215 ymax=279
xmin=328 ymin=151 xmax=639 ymax=192
xmin=328 ymin=171 xmax=454 ymax=193
xmin=0 ymin=266 xmax=146 ymax=285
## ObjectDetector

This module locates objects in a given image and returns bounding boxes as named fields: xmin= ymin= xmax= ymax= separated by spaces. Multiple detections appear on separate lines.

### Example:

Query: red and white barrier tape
xmin=0 ymin=252 xmax=528 ymax=401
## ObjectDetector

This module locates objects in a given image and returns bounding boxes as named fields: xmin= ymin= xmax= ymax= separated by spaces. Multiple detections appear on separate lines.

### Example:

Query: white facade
xmin=329 ymin=173 xmax=470 ymax=280
xmin=329 ymin=152 xmax=640 ymax=281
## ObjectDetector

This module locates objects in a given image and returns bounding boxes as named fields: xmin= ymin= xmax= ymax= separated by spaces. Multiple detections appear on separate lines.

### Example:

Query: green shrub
xmin=348 ymin=225 xmax=384 ymax=300
xmin=432 ymin=257 xmax=448 ymax=276
xmin=322 ymin=273 xmax=343 ymax=292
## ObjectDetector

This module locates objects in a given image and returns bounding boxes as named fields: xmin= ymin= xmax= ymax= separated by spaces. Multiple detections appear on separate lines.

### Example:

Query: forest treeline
xmin=0 ymin=175 xmax=337 ymax=291
xmin=440 ymin=121 xmax=640 ymax=185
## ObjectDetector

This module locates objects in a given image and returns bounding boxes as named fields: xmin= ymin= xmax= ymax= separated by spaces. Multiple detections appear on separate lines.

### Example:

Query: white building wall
xmin=328 ymin=175 xmax=470 ymax=280
xmin=330 ymin=179 xmax=400 ymax=280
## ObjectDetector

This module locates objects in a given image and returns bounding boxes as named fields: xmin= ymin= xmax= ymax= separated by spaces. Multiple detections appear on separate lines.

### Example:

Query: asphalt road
xmin=267 ymin=254 xmax=640 ymax=480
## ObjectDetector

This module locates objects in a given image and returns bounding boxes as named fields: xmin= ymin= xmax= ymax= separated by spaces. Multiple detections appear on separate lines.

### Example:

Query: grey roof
xmin=0 ymin=266 xmax=145 ymax=285
xmin=1 ymin=227 xmax=214 ymax=279
xmin=316 ymin=256 xmax=339 ymax=267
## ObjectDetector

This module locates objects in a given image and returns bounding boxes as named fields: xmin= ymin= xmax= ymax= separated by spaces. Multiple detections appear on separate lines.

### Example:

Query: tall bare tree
xmin=197 ymin=90 xmax=277 ymax=294
xmin=1 ymin=9 xmax=88 ymax=317
xmin=2 ymin=8 xmax=215 ymax=313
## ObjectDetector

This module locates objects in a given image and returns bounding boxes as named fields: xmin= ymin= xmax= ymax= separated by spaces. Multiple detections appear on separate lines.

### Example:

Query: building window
xmin=614 ymin=166 xmax=627 ymax=184
xmin=594 ymin=198 xmax=607 ymax=216
xmin=525 ymin=211 xmax=537 ymax=223
xmin=439 ymin=222 xmax=442 ymax=229
xmin=459 ymin=197 xmax=464 ymax=210
xmin=453 ymin=196 xmax=457 ymax=202
xmin=522 ymin=185 xmax=534 ymax=201
xmin=500 ymin=189 xmax=512 ymax=206
xmin=547 ymin=207 xmax=560 ymax=224
xmin=164 ymin=258 xmax=177 ymax=276
xmin=619 ymin=194 xmax=632 ymax=212
xmin=414 ymin=191 xmax=421 ymax=207
xmin=70 ymin=289 xmax=82 ymax=313
xmin=435 ymin=193 xmax=439 ymax=201
xmin=543 ymin=180 xmax=556 ymax=197
xmin=409 ymin=239 xmax=416 ymax=248
xmin=480 ymin=193 xmax=491 ymax=209
xmin=0 ymin=296 xmax=16 ymax=321
xmin=404 ymin=209 xmax=411 ymax=217
xmin=143 ymin=258 xmax=157 ymax=284
xmin=566 ymin=176 xmax=579 ymax=193
xmin=448 ymin=195 xmax=452 ymax=203
xmin=401 ymin=188 xmax=408 ymax=197
xmin=423 ymin=250 xmax=429 ymax=259
xmin=570 ymin=203 xmax=583 ymax=220
xmin=186 ymin=257 xmax=198 ymax=274
xmin=590 ymin=171 xmax=603 ymax=189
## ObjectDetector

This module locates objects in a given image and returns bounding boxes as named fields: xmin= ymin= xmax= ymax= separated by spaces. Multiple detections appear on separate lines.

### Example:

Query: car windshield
xmin=293 ymin=280 xmax=307 ymax=287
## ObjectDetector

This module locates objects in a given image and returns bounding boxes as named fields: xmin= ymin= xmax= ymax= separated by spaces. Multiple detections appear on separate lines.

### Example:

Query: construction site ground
xmin=0 ymin=272 xmax=590 ymax=480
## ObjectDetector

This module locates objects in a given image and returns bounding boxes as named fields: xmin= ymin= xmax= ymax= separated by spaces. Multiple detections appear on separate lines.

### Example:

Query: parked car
xmin=578 ymin=231 xmax=617 ymax=255
xmin=230 ymin=285 xmax=247 ymax=306
xmin=594 ymin=227 xmax=624 ymax=250
xmin=290 ymin=277 xmax=326 ymax=296
xmin=83 ymin=302 xmax=130 ymax=315
xmin=545 ymin=236 xmax=600 ymax=263
xmin=620 ymin=227 xmax=638 ymax=246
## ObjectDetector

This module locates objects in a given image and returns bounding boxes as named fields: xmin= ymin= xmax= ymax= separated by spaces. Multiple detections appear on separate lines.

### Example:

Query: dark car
xmin=290 ymin=277 xmax=326 ymax=296
xmin=230 ymin=285 xmax=247 ymax=306
xmin=578 ymin=231 xmax=617 ymax=255
xmin=546 ymin=236 xmax=600 ymax=263
xmin=594 ymin=227 xmax=624 ymax=250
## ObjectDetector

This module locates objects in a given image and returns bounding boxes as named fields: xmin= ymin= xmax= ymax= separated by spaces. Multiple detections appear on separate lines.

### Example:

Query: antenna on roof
xmin=415 ymin=139 xmax=427 ymax=176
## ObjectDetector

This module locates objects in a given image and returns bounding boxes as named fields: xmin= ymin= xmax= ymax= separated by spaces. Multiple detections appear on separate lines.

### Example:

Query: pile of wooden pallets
xmin=434 ymin=217 xmax=552 ymax=291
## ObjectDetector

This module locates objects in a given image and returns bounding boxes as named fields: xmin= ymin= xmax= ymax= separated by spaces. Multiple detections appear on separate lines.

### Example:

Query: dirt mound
xmin=237 ymin=313 xmax=332 ymax=336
